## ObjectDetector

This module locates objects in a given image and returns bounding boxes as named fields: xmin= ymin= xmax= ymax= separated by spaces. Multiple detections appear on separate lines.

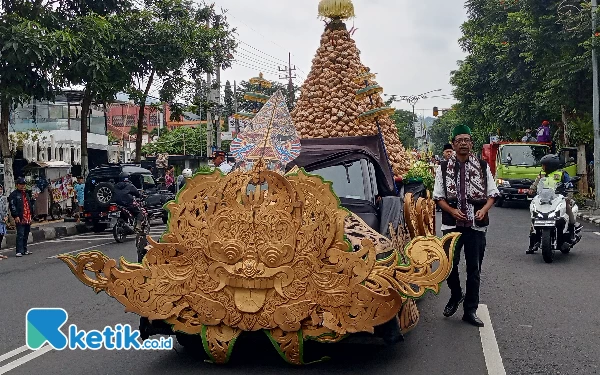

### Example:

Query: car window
xmin=129 ymin=175 xmax=143 ymax=189
xmin=142 ymin=174 xmax=156 ymax=190
xmin=310 ymin=160 xmax=369 ymax=201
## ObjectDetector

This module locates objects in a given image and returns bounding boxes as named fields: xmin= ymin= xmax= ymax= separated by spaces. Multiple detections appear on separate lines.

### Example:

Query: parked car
xmin=83 ymin=164 xmax=174 ymax=232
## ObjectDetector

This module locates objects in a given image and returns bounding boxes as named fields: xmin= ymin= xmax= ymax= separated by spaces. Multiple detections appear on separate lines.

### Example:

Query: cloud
xmin=217 ymin=0 xmax=468 ymax=115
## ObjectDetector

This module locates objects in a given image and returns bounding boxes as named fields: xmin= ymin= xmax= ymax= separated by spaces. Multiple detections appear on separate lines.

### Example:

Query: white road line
xmin=1 ymin=229 xmax=166 ymax=254
xmin=0 ymin=345 xmax=53 ymax=374
xmin=478 ymin=304 xmax=506 ymax=375
xmin=47 ymin=241 xmax=116 ymax=259
xmin=0 ymin=346 xmax=28 ymax=365
xmin=594 ymin=232 xmax=600 ymax=236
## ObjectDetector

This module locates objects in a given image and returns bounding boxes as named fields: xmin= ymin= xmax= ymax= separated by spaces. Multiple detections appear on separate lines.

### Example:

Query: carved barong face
xmin=60 ymin=168 xmax=457 ymax=340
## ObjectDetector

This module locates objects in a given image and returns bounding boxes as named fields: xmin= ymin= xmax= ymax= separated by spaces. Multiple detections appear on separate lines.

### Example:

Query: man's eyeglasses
xmin=453 ymin=138 xmax=472 ymax=144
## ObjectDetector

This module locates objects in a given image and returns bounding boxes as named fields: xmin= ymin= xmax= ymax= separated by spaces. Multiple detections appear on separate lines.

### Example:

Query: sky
xmin=216 ymin=0 xmax=469 ymax=118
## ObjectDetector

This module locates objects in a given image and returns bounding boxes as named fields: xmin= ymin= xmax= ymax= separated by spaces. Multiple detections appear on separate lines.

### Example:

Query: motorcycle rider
xmin=114 ymin=177 xmax=143 ymax=230
xmin=527 ymin=154 xmax=577 ymax=254
xmin=176 ymin=168 xmax=193 ymax=192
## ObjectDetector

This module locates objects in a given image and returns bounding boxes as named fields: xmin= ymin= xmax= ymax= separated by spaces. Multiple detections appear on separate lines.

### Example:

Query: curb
xmin=577 ymin=212 xmax=600 ymax=227
xmin=1 ymin=223 xmax=90 ymax=248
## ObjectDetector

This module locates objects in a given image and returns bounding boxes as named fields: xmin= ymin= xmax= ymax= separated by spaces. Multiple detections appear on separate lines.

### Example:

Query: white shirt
xmin=217 ymin=163 xmax=233 ymax=175
xmin=433 ymin=162 xmax=500 ymax=232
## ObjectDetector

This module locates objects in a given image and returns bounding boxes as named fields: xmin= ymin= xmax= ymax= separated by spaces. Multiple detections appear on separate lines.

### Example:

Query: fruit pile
xmin=291 ymin=16 xmax=410 ymax=177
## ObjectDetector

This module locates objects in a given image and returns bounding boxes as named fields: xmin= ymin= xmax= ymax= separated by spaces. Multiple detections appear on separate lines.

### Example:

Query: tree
xmin=142 ymin=126 xmax=206 ymax=156
xmin=59 ymin=7 xmax=133 ymax=178
xmin=123 ymin=0 xmax=236 ymax=163
xmin=235 ymin=79 xmax=299 ymax=112
xmin=0 ymin=2 xmax=73 ymax=192
xmin=430 ymin=108 xmax=461 ymax=155
xmin=223 ymin=80 xmax=234 ymax=118
xmin=451 ymin=0 xmax=595 ymax=150
xmin=390 ymin=109 xmax=417 ymax=150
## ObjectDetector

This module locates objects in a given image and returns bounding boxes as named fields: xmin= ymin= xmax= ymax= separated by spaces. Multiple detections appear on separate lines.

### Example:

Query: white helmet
xmin=182 ymin=168 xmax=193 ymax=178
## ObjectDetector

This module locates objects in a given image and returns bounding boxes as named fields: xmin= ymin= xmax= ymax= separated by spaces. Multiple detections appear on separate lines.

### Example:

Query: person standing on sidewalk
xmin=0 ymin=184 xmax=9 ymax=259
xmin=433 ymin=125 xmax=500 ymax=327
xmin=8 ymin=178 xmax=35 ymax=257
xmin=73 ymin=176 xmax=85 ymax=222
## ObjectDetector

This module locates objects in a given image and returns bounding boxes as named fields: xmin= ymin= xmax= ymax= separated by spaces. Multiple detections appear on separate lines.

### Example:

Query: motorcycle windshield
xmin=538 ymin=178 xmax=557 ymax=204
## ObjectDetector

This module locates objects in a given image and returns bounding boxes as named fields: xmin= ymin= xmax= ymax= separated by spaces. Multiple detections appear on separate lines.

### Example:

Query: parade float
xmin=58 ymin=0 xmax=458 ymax=365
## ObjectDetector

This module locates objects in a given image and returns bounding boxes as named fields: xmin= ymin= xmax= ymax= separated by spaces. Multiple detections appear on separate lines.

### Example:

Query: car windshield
xmin=500 ymin=145 xmax=549 ymax=167
xmin=310 ymin=160 xmax=372 ymax=201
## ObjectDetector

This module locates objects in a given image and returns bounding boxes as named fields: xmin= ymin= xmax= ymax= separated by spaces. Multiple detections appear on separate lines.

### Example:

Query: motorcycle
xmin=110 ymin=199 xmax=150 ymax=245
xmin=529 ymin=176 xmax=583 ymax=263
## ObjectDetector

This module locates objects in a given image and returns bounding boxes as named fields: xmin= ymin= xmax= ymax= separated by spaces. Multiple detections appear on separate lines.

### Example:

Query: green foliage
xmin=107 ymin=132 xmax=120 ymax=144
xmin=450 ymin=0 xmax=596 ymax=148
xmin=390 ymin=109 xmax=417 ymax=150
xmin=196 ymin=165 xmax=213 ymax=173
xmin=404 ymin=160 xmax=435 ymax=193
xmin=430 ymin=108 xmax=460 ymax=154
xmin=223 ymin=80 xmax=234 ymax=118
xmin=141 ymin=126 xmax=207 ymax=156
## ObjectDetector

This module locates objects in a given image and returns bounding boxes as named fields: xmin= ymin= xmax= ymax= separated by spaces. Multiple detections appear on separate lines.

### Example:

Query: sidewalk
xmin=577 ymin=208 xmax=600 ymax=228
xmin=1 ymin=220 xmax=89 ymax=248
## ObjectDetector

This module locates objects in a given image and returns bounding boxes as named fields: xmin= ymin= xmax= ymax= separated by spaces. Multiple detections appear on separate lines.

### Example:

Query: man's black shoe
xmin=526 ymin=249 xmax=537 ymax=254
xmin=443 ymin=294 xmax=465 ymax=317
xmin=462 ymin=312 xmax=484 ymax=327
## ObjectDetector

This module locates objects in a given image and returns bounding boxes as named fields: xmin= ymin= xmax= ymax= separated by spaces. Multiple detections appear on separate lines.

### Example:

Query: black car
xmin=83 ymin=164 xmax=174 ymax=232
xmin=287 ymin=135 xmax=405 ymax=237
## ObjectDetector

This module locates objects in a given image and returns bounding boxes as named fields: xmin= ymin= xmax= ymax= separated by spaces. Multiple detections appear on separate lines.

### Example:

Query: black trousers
xmin=443 ymin=227 xmax=487 ymax=313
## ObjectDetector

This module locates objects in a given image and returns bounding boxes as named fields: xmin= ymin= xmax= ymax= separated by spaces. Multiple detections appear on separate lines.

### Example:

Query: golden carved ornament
xmin=59 ymin=167 xmax=457 ymax=364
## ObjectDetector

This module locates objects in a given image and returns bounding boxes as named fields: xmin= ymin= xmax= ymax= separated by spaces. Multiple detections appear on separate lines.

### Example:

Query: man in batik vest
xmin=433 ymin=125 xmax=500 ymax=327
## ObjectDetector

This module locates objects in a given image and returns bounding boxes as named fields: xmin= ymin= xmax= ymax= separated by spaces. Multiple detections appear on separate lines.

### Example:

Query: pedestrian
xmin=165 ymin=166 xmax=175 ymax=194
xmin=521 ymin=129 xmax=535 ymax=142
xmin=73 ymin=176 xmax=85 ymax=222
xmin=212 ymin=151 xmax=233 ymax=175
xmin=8 ymin=177 xmax=35 ymax=257
xmin=536 ymin=120 xmax=551 ymax=143
xmin=0 ymin=184 xmax=9 ymax=259
xmin=433 ymin=125 xmax=500 ymax=327
xmin=443 ymin=143 xmax=454 ymax=161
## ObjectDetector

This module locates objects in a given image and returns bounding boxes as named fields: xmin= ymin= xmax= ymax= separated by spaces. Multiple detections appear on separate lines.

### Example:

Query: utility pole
xmin=215 ymin=61 xmax=222 ymax=149
xmin=593 ymin=0 xmax=600 ymax=206
xmin=205 ymin=18 xmax=213 ymax=157
xmin=233 ymin=80 xmax=240 ymax=134
xmin=279 ymin=52 xmax=297 ymax=106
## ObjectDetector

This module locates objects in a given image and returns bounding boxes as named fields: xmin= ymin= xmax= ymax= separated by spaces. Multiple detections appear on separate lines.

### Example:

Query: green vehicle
xmin=481 ymin=142 xmax=577 ymax=207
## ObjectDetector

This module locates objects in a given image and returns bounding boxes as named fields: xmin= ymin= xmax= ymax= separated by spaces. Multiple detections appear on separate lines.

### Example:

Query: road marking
xmin=47 ymin=241 xmax=116 ymax=259
xmin=478 ymin=304 xmax=506 ymax=375
xmin=0 ymin=228 xmax=166 ymax=254
xmin=0 ymin=346 xmax=28 ymax=365
xmin=594 ymin=232 xmax=600 ymax=236
xmin=0 ymin=345 xmax=53 ymax=374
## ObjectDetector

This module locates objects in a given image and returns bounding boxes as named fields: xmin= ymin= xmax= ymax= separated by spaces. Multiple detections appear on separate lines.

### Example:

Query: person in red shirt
xmin=8 ymin=178 xmax=35 ymax=257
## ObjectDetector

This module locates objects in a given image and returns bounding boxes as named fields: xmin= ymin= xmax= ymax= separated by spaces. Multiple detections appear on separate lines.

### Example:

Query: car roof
xmin=88 ymin=165 xmax=152 ymax=178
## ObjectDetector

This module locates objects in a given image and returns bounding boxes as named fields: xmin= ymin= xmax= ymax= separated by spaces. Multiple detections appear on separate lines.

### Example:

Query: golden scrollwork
xmin=59 ymin=167 xmax=457 ymax=364
xmin=203 ymin=325 xmax=242 ymax=364
xmin=404 ymin=191 xmax=436 ymax=237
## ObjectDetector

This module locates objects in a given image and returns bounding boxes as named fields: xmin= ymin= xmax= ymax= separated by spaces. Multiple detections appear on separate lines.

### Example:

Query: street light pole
xmin=593 ymin=0 xmax=600 ymax=206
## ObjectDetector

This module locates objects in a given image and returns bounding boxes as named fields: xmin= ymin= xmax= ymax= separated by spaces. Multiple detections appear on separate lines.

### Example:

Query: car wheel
xmin=93 ymin=182 xmax=114 ymax=208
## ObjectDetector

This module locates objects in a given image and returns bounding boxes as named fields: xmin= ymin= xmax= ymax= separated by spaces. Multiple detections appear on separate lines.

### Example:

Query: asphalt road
xmin=0 ymin=205 xmax=599 ymax=375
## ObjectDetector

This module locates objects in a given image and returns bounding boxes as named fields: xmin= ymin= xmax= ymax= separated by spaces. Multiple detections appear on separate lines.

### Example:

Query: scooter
xmin=528 ymin=176 xmax=583 ymax=263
